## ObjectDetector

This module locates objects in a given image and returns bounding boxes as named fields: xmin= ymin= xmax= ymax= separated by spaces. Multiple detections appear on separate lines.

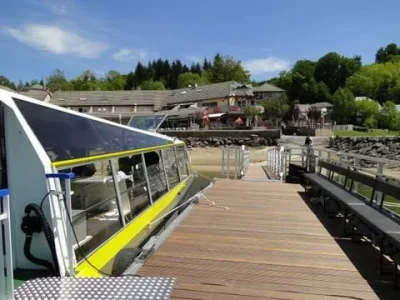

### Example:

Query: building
xmin=2 ymin=81 xmax=285 ymax=125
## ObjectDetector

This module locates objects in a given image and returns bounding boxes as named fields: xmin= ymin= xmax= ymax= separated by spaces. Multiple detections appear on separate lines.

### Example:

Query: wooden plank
xmin=138 ymin=180 xmax=384 ymax=300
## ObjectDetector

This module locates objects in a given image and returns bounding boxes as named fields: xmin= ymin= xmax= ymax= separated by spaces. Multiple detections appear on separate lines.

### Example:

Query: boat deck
xmin=138 ymin=180 xmax=398 ymax=299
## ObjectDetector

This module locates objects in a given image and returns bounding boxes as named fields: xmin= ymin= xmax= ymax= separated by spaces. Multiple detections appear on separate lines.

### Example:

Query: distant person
xmin=305 ymin=136 xmax=312 ymax=146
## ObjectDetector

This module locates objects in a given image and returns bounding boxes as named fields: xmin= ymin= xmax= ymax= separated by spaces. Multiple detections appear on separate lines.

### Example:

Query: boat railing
xmin=0 ymin=188 xmax=14 ymax=300
xmin=46 ymin=173 xmax=76 ymax=277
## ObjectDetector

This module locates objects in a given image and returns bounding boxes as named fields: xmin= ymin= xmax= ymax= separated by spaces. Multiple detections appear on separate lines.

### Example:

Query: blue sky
xmin=1 ymin=0 xmax=400 ymax=83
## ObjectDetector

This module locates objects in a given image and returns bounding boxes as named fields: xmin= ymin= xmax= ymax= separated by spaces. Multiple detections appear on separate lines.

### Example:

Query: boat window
xmin=162 ymin=148 xmax=180 ymax=189
xmin=144 ymin=151 xmax=168 ymax=202
xmin=61 ymin=160 xmax=123 ymax=261
xmin=114 ymin=154 xmax=151 ymax=222
xmin=13 ymin=98 xmax=171 ymax=162
xmin=175 ymin=146 xmax=189 ymax=179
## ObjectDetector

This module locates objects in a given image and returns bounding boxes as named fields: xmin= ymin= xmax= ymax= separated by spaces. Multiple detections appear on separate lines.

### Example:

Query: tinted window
xmin=162 ymin=148 xmax=180 ymax=188
xmin=115 ymin=154 xmax=151 ymax=222
xmin=128 ymin=115 xmax=167 ymax=131
xmin=63 ymin=160 xmax=123 ymax=261
xmin=144 ymin=151 xmax=168 ymax=201
xmin=14 ymin=98 xmax=171 ymax=162
xmin=175 ymin=146 xmax=189 ymax=179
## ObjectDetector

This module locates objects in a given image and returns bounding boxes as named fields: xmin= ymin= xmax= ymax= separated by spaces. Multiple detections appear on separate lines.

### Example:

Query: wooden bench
xmin=303 ymin=160 xmax=400 ymax=286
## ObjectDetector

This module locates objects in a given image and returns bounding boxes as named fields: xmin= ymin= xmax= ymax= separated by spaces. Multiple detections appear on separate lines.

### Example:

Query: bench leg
xmin=379 ymin=238 xmax=392 ymax=276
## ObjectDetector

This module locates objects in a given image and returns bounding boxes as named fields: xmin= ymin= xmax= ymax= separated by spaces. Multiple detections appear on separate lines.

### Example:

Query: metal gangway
xmin=0 ymin=189 xmax=13 ymax=300
xmin=221 ymin=146 xmax=250 ymax=179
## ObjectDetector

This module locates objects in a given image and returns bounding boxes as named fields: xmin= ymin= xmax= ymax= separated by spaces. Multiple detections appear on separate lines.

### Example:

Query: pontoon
xmin=0 ymin=89 xmax=195 ymax=298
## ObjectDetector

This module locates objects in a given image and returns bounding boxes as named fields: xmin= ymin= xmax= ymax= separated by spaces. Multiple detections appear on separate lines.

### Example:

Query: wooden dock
xmin=138 ymin=180 xmax=397 ymax=299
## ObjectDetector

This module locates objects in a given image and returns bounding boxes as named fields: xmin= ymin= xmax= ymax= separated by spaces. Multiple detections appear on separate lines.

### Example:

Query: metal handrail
xmin=0 ymin=188 xmax=13 ymax=300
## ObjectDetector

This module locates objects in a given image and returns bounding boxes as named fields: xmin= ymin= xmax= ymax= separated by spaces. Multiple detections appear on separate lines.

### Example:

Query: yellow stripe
xmin=75 ymin=176 xmax=191 ymax=277
xmin=52 ymin=142 xmax=184 ymax=168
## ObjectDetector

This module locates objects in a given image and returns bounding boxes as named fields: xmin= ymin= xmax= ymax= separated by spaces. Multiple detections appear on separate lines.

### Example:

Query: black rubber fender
xmin=111 ymin=248 xmax=142 ymax=276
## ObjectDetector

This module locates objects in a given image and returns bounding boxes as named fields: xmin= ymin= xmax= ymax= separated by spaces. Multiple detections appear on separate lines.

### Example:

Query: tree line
xmin=266 ymin=43 xmax=400 ymax=130
xmin=0 ymin=54 xmax=250 ymax=93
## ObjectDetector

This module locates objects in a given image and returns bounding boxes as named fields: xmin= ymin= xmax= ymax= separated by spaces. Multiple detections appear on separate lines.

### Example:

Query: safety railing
xmin=266 ymin=146 xmax=287 ymax=181
xmin=0 ymin=189 xmax=13 ymax=300
xmin=221 ymin=146 xmax=251 ymax=179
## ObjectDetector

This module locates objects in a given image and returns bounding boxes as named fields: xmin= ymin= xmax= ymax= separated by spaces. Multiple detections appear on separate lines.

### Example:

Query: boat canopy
xmin=128 ymin=114 xmax=167 ymax=131
xmin=7 ymin=96 xmax=175 ymax=167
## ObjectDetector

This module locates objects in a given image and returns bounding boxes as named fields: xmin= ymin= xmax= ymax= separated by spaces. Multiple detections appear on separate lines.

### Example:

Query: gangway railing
xmin=266 ymin=146 xmax=287 ymax=181
xmin=0 ymin=188 xmax=13 ymax=300
xmin=221 ymin=146 xmax=251 ymax=179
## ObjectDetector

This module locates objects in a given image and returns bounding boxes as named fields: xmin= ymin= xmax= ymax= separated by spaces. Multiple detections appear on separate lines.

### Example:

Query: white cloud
xmin=27 ymin=0 xmax=72 ymax=16
xmin=1 ymin=24 xmax=109 ymax=58
xmin=243 ymin=57 xmax=291 ymax=74
xmin=112 ymin=48 xmax=148 ymax=63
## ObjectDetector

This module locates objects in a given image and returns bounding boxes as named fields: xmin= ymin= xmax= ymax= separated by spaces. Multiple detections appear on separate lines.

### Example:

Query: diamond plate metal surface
xmin=14 ymin=276 xmax=176 ymax=300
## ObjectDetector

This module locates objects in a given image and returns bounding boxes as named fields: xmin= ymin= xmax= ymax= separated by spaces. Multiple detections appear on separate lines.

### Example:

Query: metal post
xmin=301 ymin=146 xmax=305 ymax=167
xmin=110 ymin=159 xmax=126 ymax=226
xmin=64 ymin=177 xmax=75 ymax=276
xmin=234 ymin=149 xmax=238 ymax=179
xmin=227 ymin=148 xmax=231 ymax=178
xmin=221 ymin=148 xmax=225 ymax=177
xmin=0 ymin=191 xmax=13 ymax=300
xmin=376 ymin=162 xmax=384 ymax=204
xmin=174 ymin=147 xmax=182 ymax=182
xmin=160 ymin=150 xmax=170 ymax=191
xmin=353 ymin=158 xmax=359 ymax=193
xmin=142 ymin=153 xmax=153 ymax=204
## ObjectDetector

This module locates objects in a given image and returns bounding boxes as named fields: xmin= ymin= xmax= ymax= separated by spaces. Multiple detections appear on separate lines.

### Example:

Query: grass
xmin=333 ymin=129 xmax=400 ymax=137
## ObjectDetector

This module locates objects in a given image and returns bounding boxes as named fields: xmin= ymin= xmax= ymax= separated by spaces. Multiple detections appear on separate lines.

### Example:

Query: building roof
xmin=252 ymin=83 xmax=285 ymax=93
xmin=19 ymin=89 xmax=50 ymax=101
xmin=50 ymin=90 xmax=168 ymax=110
xmin=23 ymin=81 xmax=283 ymax=110
xmin=166 ymin=81 xmax=252 ymax=104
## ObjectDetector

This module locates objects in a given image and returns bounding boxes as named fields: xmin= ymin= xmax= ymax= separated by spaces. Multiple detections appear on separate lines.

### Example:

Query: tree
xmin=346 ymin=61 xmax=400 ymax=103
xmin=355 ymin=99 xmax=380 ymax=126
xmin=177 ymin=72 xmax=209 ymax=88
xmin=331 ymin=88 xmax=355 ymax=124
xmin=261 ymin=94 xmax=290 ymax=125
xmin=0 ymin=75 xmax=16 ymax=90
xmin=314 ymin=52 xmax=361 ymax=94
xmin=244 ymin=107 xmax=259 ymax=126
xmin=207 ymin=54 xmax=250 ymax=83
xmin=377 ymin=101 xmax=400 ymax=130
xmin=46 ymin=69 xmax=71 ymax=92
xmin=375 ymin=43 xmax=400 ymax=63
xmin=141 ymin=80 xmax=165 ymax=90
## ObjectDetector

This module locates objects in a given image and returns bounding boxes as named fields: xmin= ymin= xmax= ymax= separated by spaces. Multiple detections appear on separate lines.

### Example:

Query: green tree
xmin=331 ymin=88 xmax=355 ymax=124
xmin=177 ymin=72 xmax=209 ymax=88
xmin=141 ymin=80 xmax=165 ymax=90
xmin=261 ymin=94 xmax=290 ymax=124
xmin=314 ymin=53 xmax=361 ymax=94
xmin=0 ymin=75 xmax=16 ymax=90
xmin=377 ymin=101 xmax=400 ymax=130
xmin=355 ymin=99 xmax=380 ymax=126
xmin=46 ymin=69 xmax=71 ymax=92
xmin=346 ymin=61 xmax=400 ymax=103
xmin=364 ymin=116 xmax=378 ymax=129
xmin=375 ymin=43 xmax=400 ymax=63
xmin=244 ymin=107 xmax=259 ymax=126
xmin=207 ymin=54 xmax=250 ymax=83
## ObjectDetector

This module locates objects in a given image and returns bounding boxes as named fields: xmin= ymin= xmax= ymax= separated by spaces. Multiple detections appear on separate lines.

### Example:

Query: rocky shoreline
xmin=331 ymin=136 xmax=400 ymax=167
xmin=181 ymin=135 xmax=277 ymax=148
